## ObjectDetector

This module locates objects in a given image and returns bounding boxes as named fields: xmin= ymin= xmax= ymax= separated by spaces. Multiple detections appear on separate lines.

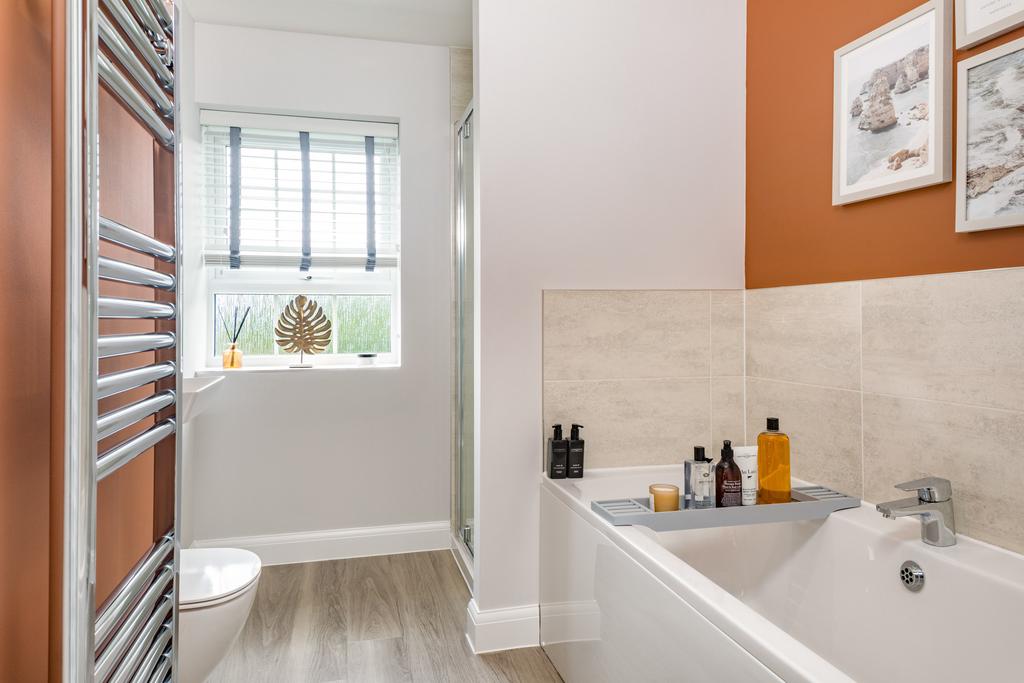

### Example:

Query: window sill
xmin=195 ymin=362 xmax=400 ymax=376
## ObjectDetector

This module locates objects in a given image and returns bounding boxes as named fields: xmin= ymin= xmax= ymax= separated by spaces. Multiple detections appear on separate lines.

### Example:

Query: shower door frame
xmin=451 ymin=100 xmax=475 ymax=588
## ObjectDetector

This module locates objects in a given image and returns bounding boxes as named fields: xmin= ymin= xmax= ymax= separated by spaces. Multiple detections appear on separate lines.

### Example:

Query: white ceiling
xmin=183 ymin=0 xmax=472 ymax=48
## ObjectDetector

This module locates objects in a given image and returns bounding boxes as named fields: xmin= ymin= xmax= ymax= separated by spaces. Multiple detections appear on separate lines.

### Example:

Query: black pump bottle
xmin=715 ymin=440 xmax=742 ymax=507
xmin=567 ymin=424 xmax=585 ymax=478
xmin=547 ymin=424 xmax=568 ymax=479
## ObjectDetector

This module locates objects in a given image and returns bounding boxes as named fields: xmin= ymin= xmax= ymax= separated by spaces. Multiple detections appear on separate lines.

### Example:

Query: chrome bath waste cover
xmin=900 ymin=560 xmax=925 ymax=592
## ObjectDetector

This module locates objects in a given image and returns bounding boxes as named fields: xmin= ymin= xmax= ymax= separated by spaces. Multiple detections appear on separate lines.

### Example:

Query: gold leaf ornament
xmin=275 ymin=295 xmax=332 ymax=362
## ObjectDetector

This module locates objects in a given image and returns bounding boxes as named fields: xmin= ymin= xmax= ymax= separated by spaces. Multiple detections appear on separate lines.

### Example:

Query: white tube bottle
xmin=734 ymin=446 xmax=759 ymax=506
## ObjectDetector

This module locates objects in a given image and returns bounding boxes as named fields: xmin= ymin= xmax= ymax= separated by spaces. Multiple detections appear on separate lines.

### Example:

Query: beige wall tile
xmin=543 ymin=378 xmax=710 ymax=468
xmin=711 ymin=290 xmax=744 ymax=377
xmin=745 ymin=378 xmax=862 ymax=497
xmin=863 ymin=393 xmax=1024 ymax=554
xmin=543 ymin=290 xmax=710 ymax=381
xmin=746 ymin=282 xmax=861 ymax=390
xmin=449 ymin=47 xmax=473 ymax=123
xmin=712 ymin=377 xmax=746 ymax=448
xmin=862 ymin=268 xmax=1024 ymax=412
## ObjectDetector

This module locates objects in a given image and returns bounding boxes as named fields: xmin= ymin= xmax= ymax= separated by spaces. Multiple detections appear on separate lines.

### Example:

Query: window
xmin=200 ymin=110 xmax=400 ymax=366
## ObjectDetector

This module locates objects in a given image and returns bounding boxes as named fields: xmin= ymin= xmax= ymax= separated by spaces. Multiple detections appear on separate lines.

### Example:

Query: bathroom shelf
xmin=591 ymin=485 xmax=860 ymax=532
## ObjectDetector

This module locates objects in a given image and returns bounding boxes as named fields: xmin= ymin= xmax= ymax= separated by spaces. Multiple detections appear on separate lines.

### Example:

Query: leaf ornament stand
xmin=275 ymin=295 xmax=332 ymax=368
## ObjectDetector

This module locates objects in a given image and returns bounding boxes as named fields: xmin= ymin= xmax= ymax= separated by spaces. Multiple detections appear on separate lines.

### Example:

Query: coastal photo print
xmin=956 ymin=36 xmax=1024 ymax=232
xmin=833 ymin=0 xmax=951 ymax=205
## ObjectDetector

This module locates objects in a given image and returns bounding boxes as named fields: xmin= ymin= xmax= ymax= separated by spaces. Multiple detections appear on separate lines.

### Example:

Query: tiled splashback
xmin=543 ymin=267 xmax=1024 ymax=554
xmin=542 ymin=290 xmax=745 ymax=468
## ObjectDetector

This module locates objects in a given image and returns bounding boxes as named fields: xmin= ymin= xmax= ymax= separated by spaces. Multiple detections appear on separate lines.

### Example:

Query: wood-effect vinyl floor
xmin=208 ymin=550 xmax=562 ymax=683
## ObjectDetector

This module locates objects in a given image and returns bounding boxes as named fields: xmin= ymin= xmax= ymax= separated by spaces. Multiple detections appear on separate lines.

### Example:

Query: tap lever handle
xmin=896 ymin=477 xmax=952 ymax=502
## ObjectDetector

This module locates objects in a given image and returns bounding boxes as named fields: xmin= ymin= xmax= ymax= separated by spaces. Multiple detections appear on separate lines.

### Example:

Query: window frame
xmin=205 ymin=266 xmax=402 ymax=368
xmin=198 ymin=109 xmax=402 ymax=370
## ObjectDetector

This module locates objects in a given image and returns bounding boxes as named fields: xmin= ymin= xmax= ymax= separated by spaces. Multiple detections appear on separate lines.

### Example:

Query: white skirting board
xmin=191 ymin=520 xmax=450 ymax=566
xmin=465 ymin=599 xmax=540 ymax=653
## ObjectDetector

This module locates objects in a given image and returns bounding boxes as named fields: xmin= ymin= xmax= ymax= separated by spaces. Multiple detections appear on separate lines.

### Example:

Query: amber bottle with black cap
xmin=757 ymin=417 xmax=791 ymax=503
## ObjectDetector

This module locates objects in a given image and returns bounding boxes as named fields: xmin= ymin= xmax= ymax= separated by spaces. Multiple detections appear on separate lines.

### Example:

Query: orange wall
xmin=1 ymin=5 xmax=178 ymax=676
xmin=49 ymin=0 xmax=66 ymax=678
xmin=0 ymin=0 xmax=54 ymax=680
xmin=747 ymin=0 xmax=1024 ymax=289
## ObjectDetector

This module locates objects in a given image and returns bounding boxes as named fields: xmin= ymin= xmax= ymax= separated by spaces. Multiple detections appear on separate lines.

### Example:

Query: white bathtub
xmin=540 ymin=466 xmax=1024 ymax=682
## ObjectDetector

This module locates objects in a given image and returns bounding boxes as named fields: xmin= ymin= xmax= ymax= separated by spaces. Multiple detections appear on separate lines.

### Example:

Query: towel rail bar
xmin=144 ymin=0 xmax=172 ymax=35
xmin=99 ymin=216 xmax=175 ymax=261
xmin=95 ymin=581 xmax=172 ymax=680
xmin=98 ymin=13 xmax=172 ymax=117
xmin=98 ymin=256 xmax=175 ymax=290
xmin=97 ymin=420 xmax=175 ymax=481
xmin=98 ymin=332 xmax=175 ymax=358
xmin=95 ymin=537 xmax=173 ymax=648
xmin=96 ymin=568 xmax=171 ymax=663
xmin=98 ymin=297 xmax=175 ymax=320
xmin=98 ymin=53 xmax=173 ymax=148
xmin=97 ymin=391 xmax=175 ymax=441
xmin=100 ymin=0 xmax=173 ymax=89
xmin=97 ymin=362 xmax=176 ymax=400
xmin=109 ymin=611 xmax=171 ymax=683
xmin=95 ymin=565 xmax=171 ymax=679
xmin=148 ymin=655 xmax=171 ymax=683
xmin=124 ymin=0 xmax=165 ymax=43
xmin=128 ymin=628 xmax=171 ymax=683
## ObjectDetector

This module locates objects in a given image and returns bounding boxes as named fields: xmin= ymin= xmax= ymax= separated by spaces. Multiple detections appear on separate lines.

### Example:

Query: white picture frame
xmin=955 ymin=35 xmax=1024 ymax=232
xmin=832 ymin=0 xmax=952 ymax=206
xmin=955 ymin=0 xmax=1024 ymax=49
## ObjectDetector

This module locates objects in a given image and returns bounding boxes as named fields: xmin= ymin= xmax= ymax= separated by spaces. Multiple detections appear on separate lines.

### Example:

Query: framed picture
xmin=956 ymin=36 xmax=1024 ymax=231
xmin=833 ymin=0 xmax=952 ymax=206
xmin=955 ymin=0 xmax=1024 ymax=49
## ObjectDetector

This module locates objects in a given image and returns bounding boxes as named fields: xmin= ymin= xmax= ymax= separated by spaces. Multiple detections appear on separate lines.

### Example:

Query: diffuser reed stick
xmin=221 ymin=306 xmax=251 ymax=344
xmin=220 ymin=305 xmax=251 ymax=369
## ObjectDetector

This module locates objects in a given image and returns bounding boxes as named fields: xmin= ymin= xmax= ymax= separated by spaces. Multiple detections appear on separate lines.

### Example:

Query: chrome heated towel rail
xmin=66 ymin=0 xmax=180 ymax=680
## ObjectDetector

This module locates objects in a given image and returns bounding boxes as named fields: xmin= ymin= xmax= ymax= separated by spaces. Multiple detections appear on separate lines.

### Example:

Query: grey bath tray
xmin=591 ymin=485 xmax=860 ymax=532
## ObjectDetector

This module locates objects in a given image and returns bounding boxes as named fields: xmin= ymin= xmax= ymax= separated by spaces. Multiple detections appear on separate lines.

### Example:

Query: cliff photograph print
xmin=956 ymin=36 xmax=1024 ymax=232
xmin=833 ymin=0 xmax=951 ymax=205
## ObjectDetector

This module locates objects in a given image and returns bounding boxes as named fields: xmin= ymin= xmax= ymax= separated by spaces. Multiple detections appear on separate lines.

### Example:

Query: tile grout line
xmin=708 ymin=291 xmax=713 ymax=449
xmin=859 ymin=281 xmax=865 ymax=498
xmin=544 ymin=375 xmax=742 ymax=384
xmin=744 ymin=375 xmax=862 ymax=395
xmin=742 ymin=288 xmax=747 ymax=446
xmin=863 ymin=389 xmax=1024 ymax=415
xmin=743 ymin=374 xmax=1024 ymax=416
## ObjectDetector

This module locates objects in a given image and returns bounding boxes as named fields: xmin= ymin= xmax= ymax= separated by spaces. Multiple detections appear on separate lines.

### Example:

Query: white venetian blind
xmin=200 ymin=110 xmax=400 ymax=270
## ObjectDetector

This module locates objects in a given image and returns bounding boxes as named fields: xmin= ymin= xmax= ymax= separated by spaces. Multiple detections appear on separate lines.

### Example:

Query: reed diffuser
xmin=221 ymin=306 xmax=251 ymax=369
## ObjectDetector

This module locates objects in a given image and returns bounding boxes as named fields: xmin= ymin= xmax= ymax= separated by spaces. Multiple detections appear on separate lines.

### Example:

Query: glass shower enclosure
xmin=454 ymin=106 xmax=475 ymax=556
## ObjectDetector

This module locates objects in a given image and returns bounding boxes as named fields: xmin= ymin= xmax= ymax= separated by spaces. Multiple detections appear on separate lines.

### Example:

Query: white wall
xmin=178 ymin=3 xmax=204 ymax=380
xmin=181 ymin=23 xmax=452 ymax=549
xmin=472 ymin=0 xmax=746 ymax=634
xmin=177 ymin=0 xmax=203 ymax=548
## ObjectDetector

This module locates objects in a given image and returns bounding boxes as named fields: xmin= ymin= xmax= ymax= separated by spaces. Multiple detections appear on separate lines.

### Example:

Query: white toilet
xmin=178 ymin=547 xmax=262 ymax=683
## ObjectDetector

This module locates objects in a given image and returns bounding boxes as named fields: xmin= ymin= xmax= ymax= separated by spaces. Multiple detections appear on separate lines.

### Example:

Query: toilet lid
xmin=180 ymin=548 xmax=261 ymax=607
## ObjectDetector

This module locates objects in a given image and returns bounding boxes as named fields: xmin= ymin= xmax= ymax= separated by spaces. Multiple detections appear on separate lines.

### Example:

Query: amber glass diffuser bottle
xmin=757 ymin=417 xmax=790 ymax=503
